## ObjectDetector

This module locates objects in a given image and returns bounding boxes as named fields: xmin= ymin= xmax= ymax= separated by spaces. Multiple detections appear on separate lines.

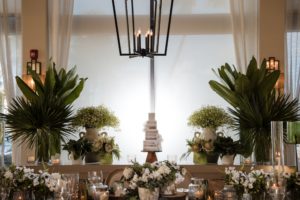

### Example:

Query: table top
xmin=109 ymin=192 xmax=187 ymax=200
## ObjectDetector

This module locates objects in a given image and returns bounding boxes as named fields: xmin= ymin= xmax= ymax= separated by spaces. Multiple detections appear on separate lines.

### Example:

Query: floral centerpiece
xmin=181 ymin=133 xmax=210 ymax=164
xmin=213 ymin=135 xmax=242 ymax=165
xmin=0 ymin=165 xmax=61 ymax=199
xmin=225 ymin=167 xmax=270 ymax=199
xmin=187 ymin=105 xmax=233 ymax=164
xmin=283 ymin=172 xmax=300 ymax=198
xmin=62 ymin=137 xmax=92 ymax=164
xmin=122 ymin=161 xmax=186 ymax=200
xmin=72 ymin=105 xmax=120 ymax=163
xmin=87 ymin=133 xmax=120 ymax=164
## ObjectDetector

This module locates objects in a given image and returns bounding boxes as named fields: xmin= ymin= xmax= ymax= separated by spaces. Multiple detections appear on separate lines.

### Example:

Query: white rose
xmin=50 ymin=173 xmax=61 ymax=180
xmin=248 ymin=183 xmax=253 ymax=189
xmin=33 ymin=178 xmax=40 ymax=186
xmin=4 ymin=171 xmax=13 ymax=179
xmin=123 ymin=168 xmax=133 ymax=180
xmin=181 ymin=168 xmax=187 ymax=176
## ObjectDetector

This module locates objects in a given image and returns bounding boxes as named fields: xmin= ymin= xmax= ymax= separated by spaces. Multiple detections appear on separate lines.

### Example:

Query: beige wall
xmin=17 ymin=0 xmax=48 ymax=165
xmin=259 ymin=0 xmax=286 ymax=71
xmin=22 ymin=0 xmax=48 ymax=75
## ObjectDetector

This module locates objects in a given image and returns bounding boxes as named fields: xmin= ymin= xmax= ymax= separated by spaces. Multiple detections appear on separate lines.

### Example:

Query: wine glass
xmin=88 ymin=171 xmax=103 ymax=186
xmin=62 ymin=173 xmax=79 ymax=200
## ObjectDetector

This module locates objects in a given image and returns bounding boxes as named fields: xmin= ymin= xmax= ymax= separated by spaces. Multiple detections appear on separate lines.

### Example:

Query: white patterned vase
xmin=138 ymin=187 xmax=159 ymax=200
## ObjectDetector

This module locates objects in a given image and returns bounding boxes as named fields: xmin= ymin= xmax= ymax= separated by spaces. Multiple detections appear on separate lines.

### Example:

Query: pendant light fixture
xmin=111 ymin=0 xmax=174 ymax=58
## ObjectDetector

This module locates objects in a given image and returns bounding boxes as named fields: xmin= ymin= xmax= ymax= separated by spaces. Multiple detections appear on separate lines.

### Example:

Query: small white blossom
xmin=4 ymin=171 xmax=13 ymax=179
xmin=123 ymin=167 xmax=134 ymax=180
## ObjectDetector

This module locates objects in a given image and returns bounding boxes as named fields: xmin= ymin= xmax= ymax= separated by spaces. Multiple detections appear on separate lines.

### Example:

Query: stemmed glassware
xmin=56 ymin=173 xmax=79 ymax=200
xmin=88 ymin=171 xmax=103 ymax=187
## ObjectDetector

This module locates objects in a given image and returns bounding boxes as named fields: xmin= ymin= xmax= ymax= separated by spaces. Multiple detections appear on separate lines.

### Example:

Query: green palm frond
xmin=209 ymin=57 xmax=300 ymax=161
xmin=1 ymin=61 xmax=86 ymax=162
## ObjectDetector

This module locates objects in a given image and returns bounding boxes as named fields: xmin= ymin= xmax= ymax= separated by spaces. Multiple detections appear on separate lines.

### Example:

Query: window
xmin=66 ymin=0 xmax=236 ymax=164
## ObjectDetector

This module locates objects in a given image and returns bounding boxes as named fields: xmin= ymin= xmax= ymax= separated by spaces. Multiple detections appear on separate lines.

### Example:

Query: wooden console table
xmin=27 ymin=164 xmax=294 ymax=179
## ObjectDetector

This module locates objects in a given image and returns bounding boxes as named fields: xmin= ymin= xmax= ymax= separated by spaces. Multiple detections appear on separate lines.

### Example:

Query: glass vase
xmin=271 ymin=121 xmax=285 ymax=174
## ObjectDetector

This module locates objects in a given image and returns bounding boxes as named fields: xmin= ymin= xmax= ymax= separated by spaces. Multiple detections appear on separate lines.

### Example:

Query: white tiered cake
xmin=143 ymin=113 xmax=162 ymax=152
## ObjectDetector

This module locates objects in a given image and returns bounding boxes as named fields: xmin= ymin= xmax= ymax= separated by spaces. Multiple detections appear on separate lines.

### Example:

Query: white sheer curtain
xmin=286 ymin=0 xmax=300 ymax=99
xmin=230 ymin=0 xmax=258 ymax=72
xmin=48 ymin=0 xmax=74 ymax=69
xmin=285 ymin=0 xmax=300 ymax=168
xmin=0 ymin=0 xmax=22 ymax=166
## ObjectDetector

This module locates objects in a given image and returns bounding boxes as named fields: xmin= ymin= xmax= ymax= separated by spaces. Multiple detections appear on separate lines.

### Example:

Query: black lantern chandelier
xmin=112 ymin=0 xmax=174 ymax=58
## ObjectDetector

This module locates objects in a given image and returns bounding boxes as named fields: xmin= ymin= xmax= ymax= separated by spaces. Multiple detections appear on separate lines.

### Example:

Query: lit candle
xmin=145 ymin=31 xmax=150 ymax=52
xmin=266 ymin=61 xmax=270 ymax=69
xmin=275 ymin=61 xmax=279 ymax=70
xmin=194 ymin=189 xmax=204 ymax=199
xmin=150 ymin=30 xmax=153 ymax=52
xmin=52 ymin=159 xmax=60 ymax=165
xmin=271 ymin=183 xmax=279 ymax=195
xmin=270 ymin=58 xmax=275 ymax=70
xmin=27 ymin=156 xmax=35 ymax=163
xmin=100 ymin=191 xmax=109 ymax=200
xmin=137 ymin=29 xmax=141 ymax=52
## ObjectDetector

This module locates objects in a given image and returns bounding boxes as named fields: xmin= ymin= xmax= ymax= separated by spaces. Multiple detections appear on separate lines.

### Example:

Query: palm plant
xmin=1 ymin=62 xmax=87 ymax=162
xmin=209 ymin=57 xmax=300 ymax=163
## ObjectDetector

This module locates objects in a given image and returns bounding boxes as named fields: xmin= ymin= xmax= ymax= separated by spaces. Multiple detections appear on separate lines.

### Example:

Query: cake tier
xmin=145 ymin=121 xmax=157 ymax=128
xmin=143 ymin=146 xmax=161 ymax=152
xmin=148 ymin=113 xmax=156 ymax=121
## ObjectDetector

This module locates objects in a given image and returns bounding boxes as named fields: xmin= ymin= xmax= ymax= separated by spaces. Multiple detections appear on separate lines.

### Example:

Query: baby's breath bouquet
xmin=90 ymin=134 xmax=120 ymax=160
xmin=72 ymin=105 xmax=119 ymax=129
xmin=188 ymin=105 xmax=232 ymax=129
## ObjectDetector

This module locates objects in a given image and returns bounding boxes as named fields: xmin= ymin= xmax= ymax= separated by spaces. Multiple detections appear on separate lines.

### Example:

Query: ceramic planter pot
xmin=84 ymin=128 xmax=99 ymax=141
xmin=221 ymin=154 xmax=235 ymax=165
xmin=193 ymin=152 xmax=207 ymax=164
xmin=99 ymin=152 xmax=113 ymax=164
xmin=138 ymin=187 xmax=159 ymax=200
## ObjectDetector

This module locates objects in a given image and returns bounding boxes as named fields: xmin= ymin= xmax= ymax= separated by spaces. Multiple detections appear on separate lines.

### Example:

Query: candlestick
xmin=145 ymin=31 xmax=149 ymax=52
xmin=137 ymin=29 xmax=141 ymax=52
xmin=150 ymin=30 xmax=153 ymax=52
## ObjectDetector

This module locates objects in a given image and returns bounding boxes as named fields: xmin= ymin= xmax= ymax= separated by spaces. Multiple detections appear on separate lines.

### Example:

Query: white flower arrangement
xmin=284 ymin=172 xmax=300 ymax=192
xmin=90 ymin=134 xmax=120 ymax=159
xmin=224 ymin=167 xmax=269 ymax=197
xmin=0 ymin=165 xmax=61 ymax=196
xmin=122 ymin=161 xmax=186 ymax=191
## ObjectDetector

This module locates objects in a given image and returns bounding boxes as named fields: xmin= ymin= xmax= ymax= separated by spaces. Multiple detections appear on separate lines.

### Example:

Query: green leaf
xmin=63 ymin=78 xmax=87 ymax=105
xmin=15 ymin=76 xmax=37 ymax=100
xmin=209 ymin=80 xmax=238 ymax=107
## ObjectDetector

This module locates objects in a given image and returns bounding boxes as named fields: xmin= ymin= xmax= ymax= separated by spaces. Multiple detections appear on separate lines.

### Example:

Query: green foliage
xmin=72 ymin=105 xmax=119 ymax=129
xmin=188 ymin=105 xmax=233 ymax=129
xmin=62 ymin=137 xmax=92 ymax=160
xmin=1 ymin=61 xmax=87 ymax=162
xmin=209 ymin=57 xmax=300 ymax=161
xmin=181 ymin=135 xmax=212 ymax=160
xmin=213 ymin=135 xmax=242 ymax=157
xmin=90 ymin=134 xmax=120 ymax=160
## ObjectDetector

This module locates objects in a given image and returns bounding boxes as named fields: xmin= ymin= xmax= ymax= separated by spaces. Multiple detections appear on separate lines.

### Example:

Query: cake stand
xmin=142 ymin=150 xmax=161 ymax=163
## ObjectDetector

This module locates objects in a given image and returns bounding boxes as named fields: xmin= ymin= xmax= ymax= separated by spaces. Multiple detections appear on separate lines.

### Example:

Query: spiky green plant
xmin=209 ymin=57 xmax=300 ymax=163
xmin=1 ymin=62 xmax=87 ymax=162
